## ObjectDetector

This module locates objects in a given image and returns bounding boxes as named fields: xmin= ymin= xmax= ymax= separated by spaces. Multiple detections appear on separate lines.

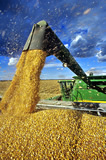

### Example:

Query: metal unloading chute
xmin=23 ymin=20 xmax=106 ymax=94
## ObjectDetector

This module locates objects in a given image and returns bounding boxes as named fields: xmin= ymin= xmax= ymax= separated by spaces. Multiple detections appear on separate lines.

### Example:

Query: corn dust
xmin=0 ymin=50 xmax=46 ymax=115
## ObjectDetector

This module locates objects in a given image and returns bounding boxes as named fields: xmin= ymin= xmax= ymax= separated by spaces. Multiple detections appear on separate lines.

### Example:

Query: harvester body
xmin=59 ymin=75 xmax=106 ymax=103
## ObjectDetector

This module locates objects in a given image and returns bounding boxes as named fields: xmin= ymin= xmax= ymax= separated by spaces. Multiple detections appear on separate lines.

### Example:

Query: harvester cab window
xmin=60 ymin=81 xmax=74 ymax=93
xmin=67 ymin=81 xmax=74 ymax=90
xmin=66 ymin=82 xmax=71 ymax=90
xmin=60 ymin=82 xmax=66 ymax=90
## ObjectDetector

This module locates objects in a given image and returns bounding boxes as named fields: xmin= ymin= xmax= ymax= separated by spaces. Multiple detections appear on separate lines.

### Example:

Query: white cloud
xmin=86 ymin=67 xmax=106 ymax=76
xmin=71 ymin=35 xmax=84 ymax=46
xmin=8 ymin=57 xmax=18 ymax=66
xmin=96 ymin=51 xmax=106 ymax=62
xmin=64 ymin=44 xmax=69 ymax=49
xmin=44 ymin=63 xmax=62 ymax=68
xmin=57 ymin=68 xmax=63 ymax=70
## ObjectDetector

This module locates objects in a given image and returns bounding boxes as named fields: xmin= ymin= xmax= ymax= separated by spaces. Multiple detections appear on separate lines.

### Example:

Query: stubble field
xmin=0 ymin=80 xmax=61 ymax=100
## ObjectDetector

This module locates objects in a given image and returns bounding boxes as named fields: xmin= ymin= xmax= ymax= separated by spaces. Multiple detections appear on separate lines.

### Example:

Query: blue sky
xmin=0 ymin=0 xmax=106 ymax=80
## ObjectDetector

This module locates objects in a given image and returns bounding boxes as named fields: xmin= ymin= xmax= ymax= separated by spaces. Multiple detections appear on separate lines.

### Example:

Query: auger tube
xmin=23 ymin=20 xmax=105 ymax=94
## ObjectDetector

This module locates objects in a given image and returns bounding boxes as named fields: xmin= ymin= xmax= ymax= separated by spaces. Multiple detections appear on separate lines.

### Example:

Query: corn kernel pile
xmin=0 ymin=50 xmax=46 ymax=114
xmin=0 ymin=109 xmax=105 ymax=159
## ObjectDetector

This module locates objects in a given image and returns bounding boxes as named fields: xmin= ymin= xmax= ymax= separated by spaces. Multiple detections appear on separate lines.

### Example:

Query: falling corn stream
xmin=0 ymin=20 xmax=106 ymax=159
xmin=0 ymin=50 xmax=46 ymax=114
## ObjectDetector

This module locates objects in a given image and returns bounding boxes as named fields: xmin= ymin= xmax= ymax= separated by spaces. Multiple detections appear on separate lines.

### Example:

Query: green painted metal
xmin=58 ymin=75 xmax=106 ymax=103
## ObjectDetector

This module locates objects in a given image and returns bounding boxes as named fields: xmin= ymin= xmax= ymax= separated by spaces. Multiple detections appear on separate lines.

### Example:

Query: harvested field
xmin=0 ymin=81 xmax=11 ymax=97
xmin=0 ymin=80 xmax=61 ymax=99
xmin=39 ymin=80 xmax=61 ymax=99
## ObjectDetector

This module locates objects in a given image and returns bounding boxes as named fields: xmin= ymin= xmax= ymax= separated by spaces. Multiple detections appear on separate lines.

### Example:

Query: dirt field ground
xmin=0 ymin=80 xmax=61 ymax=100
xmin=39 ymin=80 xmax=61 ymax=99
xmin=0 ymin=81 xmax=11 ymax=97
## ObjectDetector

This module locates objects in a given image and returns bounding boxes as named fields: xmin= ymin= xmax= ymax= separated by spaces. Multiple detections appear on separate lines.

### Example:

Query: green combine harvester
xmin=58 ymin=75 xmax=106 ymax=103
xmin=23 ymin=20 xmax=106 ymax=116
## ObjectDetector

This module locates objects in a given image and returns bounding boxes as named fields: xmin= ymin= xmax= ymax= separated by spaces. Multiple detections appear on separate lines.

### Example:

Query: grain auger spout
xmin=23 ymin=20 xmax=105 ymax=94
